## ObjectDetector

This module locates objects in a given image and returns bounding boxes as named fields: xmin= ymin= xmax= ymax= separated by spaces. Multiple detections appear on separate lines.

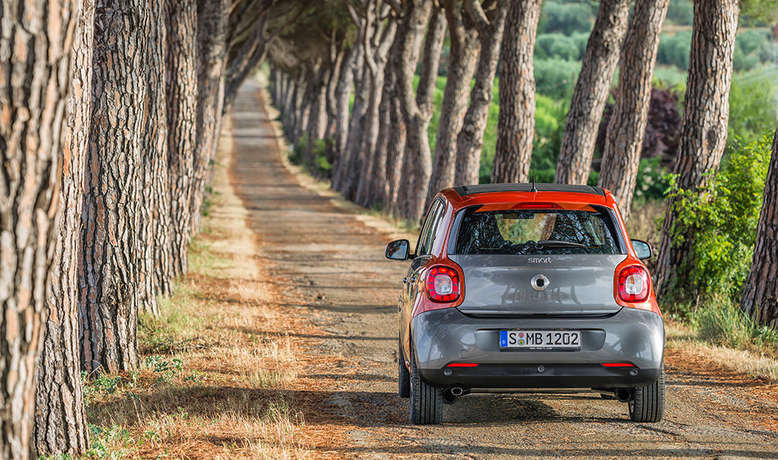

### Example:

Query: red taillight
xmin=601 ymin=362 xmax=635 ymax=368
xmin=447 ymin=363 xmax=478 ymax=368
xmin=617 ymin=265 xmax=649 ymax=303
xmin=512 ymin=202 xmax=562 ymax=210
xmin=427 ymin=266 xmax=460 ymax=302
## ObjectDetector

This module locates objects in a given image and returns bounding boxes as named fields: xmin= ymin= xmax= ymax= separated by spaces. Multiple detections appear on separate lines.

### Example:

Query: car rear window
xmin=454 ymin=206 xmax=622 ymax=255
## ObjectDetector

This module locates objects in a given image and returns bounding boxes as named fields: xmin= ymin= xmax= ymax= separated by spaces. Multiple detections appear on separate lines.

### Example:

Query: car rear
xmin=403 ymin=188 xmax=665 ymax=423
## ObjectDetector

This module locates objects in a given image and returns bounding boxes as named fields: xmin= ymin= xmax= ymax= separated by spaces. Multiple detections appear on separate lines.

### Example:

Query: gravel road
xmin=229 ymin=81 xmax=778 ymax=459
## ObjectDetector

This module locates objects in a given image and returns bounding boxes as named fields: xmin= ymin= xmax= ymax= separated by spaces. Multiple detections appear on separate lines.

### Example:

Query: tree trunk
xmin=741 ymin=130 xmax=778 ymax=327
xmin=193 ymin=0 xmax=229 ymax=234
xmin=166 ymin=0 xmax=198 ymax=277
xmin=426 ymin=0 xmax=481 ymax=206
xmin=384 ymin=85 xmax=408 ymax=211
xmin=354 ymin=19 xmax=398 ymax=206
xmin=0 ymin=2 xmax=77 ymax=458
xmin=454 ymin=0 xmax=509 ymax=186
xmin=555 ymin=0 xmax=630 ymax=185
xmin=304 ymin=64 xmax=328 ymax=168
xmin=396 ymin=4 xmax=446 ymax=222
xmin=81 ymin=0 xmax=153 ymax=375
xmin=599 ymin=0 xmax=669 ymax=220
xmin=325 ymin=47 xmax=345 ymax=140
xmin=334 ymin=41 xmax=368 ymax=194
xmin=333 ymin=46 xmax=356 ymax=163
xmin=491 ymin=0 xmax=542 ymax=184
xmin=139 ymin=0 xmax=171 ymax=314
xmin=33 ymin=1 xmax=93 ymax=456
xmin=223 ymin=15 xmax=269 ymax=113
xmin=654 ymin=0 xmax=739 ymax=297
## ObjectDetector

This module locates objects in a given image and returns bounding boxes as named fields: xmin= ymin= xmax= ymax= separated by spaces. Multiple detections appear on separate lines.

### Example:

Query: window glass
xmin=455 ymin=207 xmax=621 ymax=255
xmin=417 ymin=201 xmax=444 ymax=256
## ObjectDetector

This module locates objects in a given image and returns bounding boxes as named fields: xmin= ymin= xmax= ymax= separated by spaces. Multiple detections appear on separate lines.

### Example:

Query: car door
xmin=400 ymin=199 xmax=445 ymax=356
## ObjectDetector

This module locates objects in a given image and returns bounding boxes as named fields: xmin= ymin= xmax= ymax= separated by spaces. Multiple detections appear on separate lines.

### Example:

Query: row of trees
xmin=0 ymin=0 xmax=279 ymax=457
xmin=266 ymin=0 xmax=777 ymax=326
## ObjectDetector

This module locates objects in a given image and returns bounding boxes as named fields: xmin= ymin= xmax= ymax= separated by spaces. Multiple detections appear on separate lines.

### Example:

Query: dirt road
xmin=229 ymin=81 xmax=778 ymax=458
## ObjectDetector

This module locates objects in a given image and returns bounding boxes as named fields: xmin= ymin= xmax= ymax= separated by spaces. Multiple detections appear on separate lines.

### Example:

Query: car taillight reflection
xmin=427 ymin=266 xmax=460 ymax=302
xmin=617 ymin=265 xmax=649 ymax=302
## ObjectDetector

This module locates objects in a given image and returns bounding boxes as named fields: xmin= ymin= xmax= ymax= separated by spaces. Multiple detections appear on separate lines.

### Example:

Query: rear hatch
xmin=451 ymin=254 xmax=626 ymax=317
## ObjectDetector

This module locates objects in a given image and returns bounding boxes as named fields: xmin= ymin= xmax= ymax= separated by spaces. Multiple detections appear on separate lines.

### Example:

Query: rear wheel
xmin=409 ymin=346 xmax=443 ymax=425
xmin=629 ymin=366 xmax=665 ymax=422
xmin=398 ymin=340 xmax=410 ymax=398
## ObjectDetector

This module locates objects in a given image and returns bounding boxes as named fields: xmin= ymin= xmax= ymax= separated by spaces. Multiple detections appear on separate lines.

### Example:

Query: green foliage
xmin=535 ymin=33 xmax=582 ymax=61
xmin=634 ymin=157 xmax=670 ymax=203
xmin=728 ymin=73 xmax=778 ymax=147
xmin=657 ymin=31 xmax=692 ymax=70
xmin=530 ymin=94 xmax=568 ymax=182
xmin=144 ymin=355 xmax=184 ymax=383
xmin=87 ymin=424 xmax=131 ymax=459
xmin=534 ymin=58 xmax=581 ymax=99
xmin=666 ymin=0 xmax=694 ymax=25
xmin=664 ymin=133 xmax=773 ymax=303
xmin=538 ymin=1 xmax=593 ymax=34
xmin=695 ymin=296 xmax=778 ymax=349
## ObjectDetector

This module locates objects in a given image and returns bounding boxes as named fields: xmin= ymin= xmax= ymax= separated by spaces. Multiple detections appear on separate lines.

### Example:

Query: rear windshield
xmin=454 ymin=206 xmax=622 ymax=255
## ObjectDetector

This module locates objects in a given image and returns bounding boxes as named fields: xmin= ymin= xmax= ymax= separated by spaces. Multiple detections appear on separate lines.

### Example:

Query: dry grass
xmin=666 ymin=320 xmax=778 ymax=381
xmin=82 ymin=117 xmax=309 ymax=459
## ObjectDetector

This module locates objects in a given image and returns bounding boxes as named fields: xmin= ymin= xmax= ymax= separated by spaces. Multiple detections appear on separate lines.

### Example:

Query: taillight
xmin=427 ymin=266 xmax=460 ymax=302
xmin=617 ymin=265 xmax=649 ymax=302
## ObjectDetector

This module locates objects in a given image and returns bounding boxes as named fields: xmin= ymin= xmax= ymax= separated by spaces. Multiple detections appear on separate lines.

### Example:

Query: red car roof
xmin=439 ymin=183 xmax=618 ymax=211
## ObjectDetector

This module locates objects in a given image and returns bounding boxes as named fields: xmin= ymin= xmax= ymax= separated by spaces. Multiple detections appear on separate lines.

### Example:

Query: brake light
xmin=512 ymin=202 xmax=561 ymax=210
xmin=617 ymin=265 xmax=649 ymax=302
xmin=427 ymin=266 xmax=460 ymax=302
xmin=601 ymin=362 xmax=635 ymax=368
xmin=447 ymin=363 xmax=478 ymax=368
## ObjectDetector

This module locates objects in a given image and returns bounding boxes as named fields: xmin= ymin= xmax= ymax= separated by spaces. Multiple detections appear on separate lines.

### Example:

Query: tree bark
xmin=491 ymin=0 xmax=542 ymax=184
xmin=33 ymin=1 xmax=93 ymax=456
xmin=454 ymin=0 xmax=509 ymax=186
xmin=0 ymin=2 xmax=77 ymax=458
xmin=166 ymin=0 xmax=199 ymax=277
xmin=554 ymin=0 xmax=630 ymax=185
xmin=396 ymin=4 xmax=446 ymax=222
xmin=223 ymin=14 xmax=270 ymax=113
xmin=139 ymin=0 xmax=171 ymax=314
xmin=599 ymin=0 xmax=669 ymax=220
xmin=654 ymin=0 xmax=739 ymax=297
xmin=354 ymin=18 xmax=397 ymax=206
xmin=741 ymin=130 xmax=778 ymax=327
xmin=384 ymin=83 xmax=408 ymax=210
xmin=193 ymin=0 xmax=229 ymax=234
xmin=426 ymin=0 xmax=481 ymax=207
xmin=80 ymin=0 xmax=153 ymax=375
xmin=333 ymin=46 xmax=356 ymax=163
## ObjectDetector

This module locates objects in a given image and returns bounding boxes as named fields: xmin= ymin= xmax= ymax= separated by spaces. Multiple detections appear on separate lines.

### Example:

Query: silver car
xmin=386 ymin=184 xmax=665 ymax=425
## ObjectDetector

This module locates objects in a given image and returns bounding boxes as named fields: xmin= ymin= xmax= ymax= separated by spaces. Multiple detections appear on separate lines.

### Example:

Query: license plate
xmin=500 ymin=330 xmax=581 ymax=349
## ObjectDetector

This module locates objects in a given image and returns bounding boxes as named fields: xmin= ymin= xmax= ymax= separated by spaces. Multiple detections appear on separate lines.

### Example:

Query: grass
xmin=81 ymin=117 xmax=308 ymax=459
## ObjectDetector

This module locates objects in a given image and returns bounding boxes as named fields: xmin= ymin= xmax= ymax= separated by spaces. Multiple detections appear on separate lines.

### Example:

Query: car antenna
xmin=530 ymin=173 xmax=537 ymax=193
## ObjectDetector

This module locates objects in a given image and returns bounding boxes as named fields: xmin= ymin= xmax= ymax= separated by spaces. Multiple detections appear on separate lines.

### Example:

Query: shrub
xmin=657 ymin=31 xmax=692 ymax=69
xmin=538 ymin=1 xmax=593 ymax=34
xmin=728 ymin=74 xmax=778 ymax=147
xmin=666 ymin=0 xmax=694 ymax=25
xmin=535 ymin=33 xmax=580 ymax=61
xmin=696 ymin=296 xmax=778 ymax=350
xmin=534 ymin=58 xmax=580 ymax=99
xmin=664 ymin=133 xmax=773 ymax=304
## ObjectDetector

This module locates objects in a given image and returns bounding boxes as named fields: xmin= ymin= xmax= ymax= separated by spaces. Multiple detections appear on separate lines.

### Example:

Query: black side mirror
xmin=631 ymin=239 xmax=652 ymax=260
xmin=385 ymin=239 xmax=411 ymax=260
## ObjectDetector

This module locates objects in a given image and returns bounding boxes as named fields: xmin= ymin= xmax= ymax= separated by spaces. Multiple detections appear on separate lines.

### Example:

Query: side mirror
xmin=385 ymin=239 xmax=411 ymax=260
xmin=631 ymin=239 xmax=652 ymax=260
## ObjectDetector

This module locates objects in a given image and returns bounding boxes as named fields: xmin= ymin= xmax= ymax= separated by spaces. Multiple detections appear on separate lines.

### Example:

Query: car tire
xmin=629 ymin=366 xmax=665 ymax=423
xmin=409 ymin=345 xmax=443 ymax=425
xmin=398 ymin=340 xmax=410 ymax=398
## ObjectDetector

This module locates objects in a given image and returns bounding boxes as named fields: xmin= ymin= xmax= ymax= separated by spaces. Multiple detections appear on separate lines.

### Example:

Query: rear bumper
xmin=410 ymin=307 xmax=664 ymax=389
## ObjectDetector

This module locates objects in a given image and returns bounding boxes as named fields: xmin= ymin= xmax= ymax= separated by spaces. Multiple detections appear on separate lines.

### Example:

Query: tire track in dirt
xmin=229 ymin=80 xmax=778 ymax=459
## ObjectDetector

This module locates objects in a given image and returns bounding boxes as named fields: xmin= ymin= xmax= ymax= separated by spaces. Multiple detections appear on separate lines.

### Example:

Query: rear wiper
xmin=537 ymin=240 xmax=587 ymax=248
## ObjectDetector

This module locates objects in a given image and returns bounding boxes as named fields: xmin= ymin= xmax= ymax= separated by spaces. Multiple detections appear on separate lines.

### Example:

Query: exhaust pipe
xmin=451 ymin=387 xmax=464 ymax=397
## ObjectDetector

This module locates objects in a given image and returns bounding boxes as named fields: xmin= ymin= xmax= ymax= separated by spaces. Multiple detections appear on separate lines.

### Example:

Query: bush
xmin=538 ymin=1 xmax=593 ymax=34
xmin=696 ymin=297 xmax=778 ymax=350
xmin=666 ymin=0 xmax=694 ymax=25
xmin=657 ymin=31 xmax=692 ymax=69
xmin=733 ymin=47 xmax=760 ymax=71
xmin=664 ymin=133 xmax=773 ymax=303
xmin=728 ymin=74 xmax=778 ymax=147
xmin=534 ymin=58 xmax=581 ymax=99
xmin=535 ymin=33 xmax=581 ymax=61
